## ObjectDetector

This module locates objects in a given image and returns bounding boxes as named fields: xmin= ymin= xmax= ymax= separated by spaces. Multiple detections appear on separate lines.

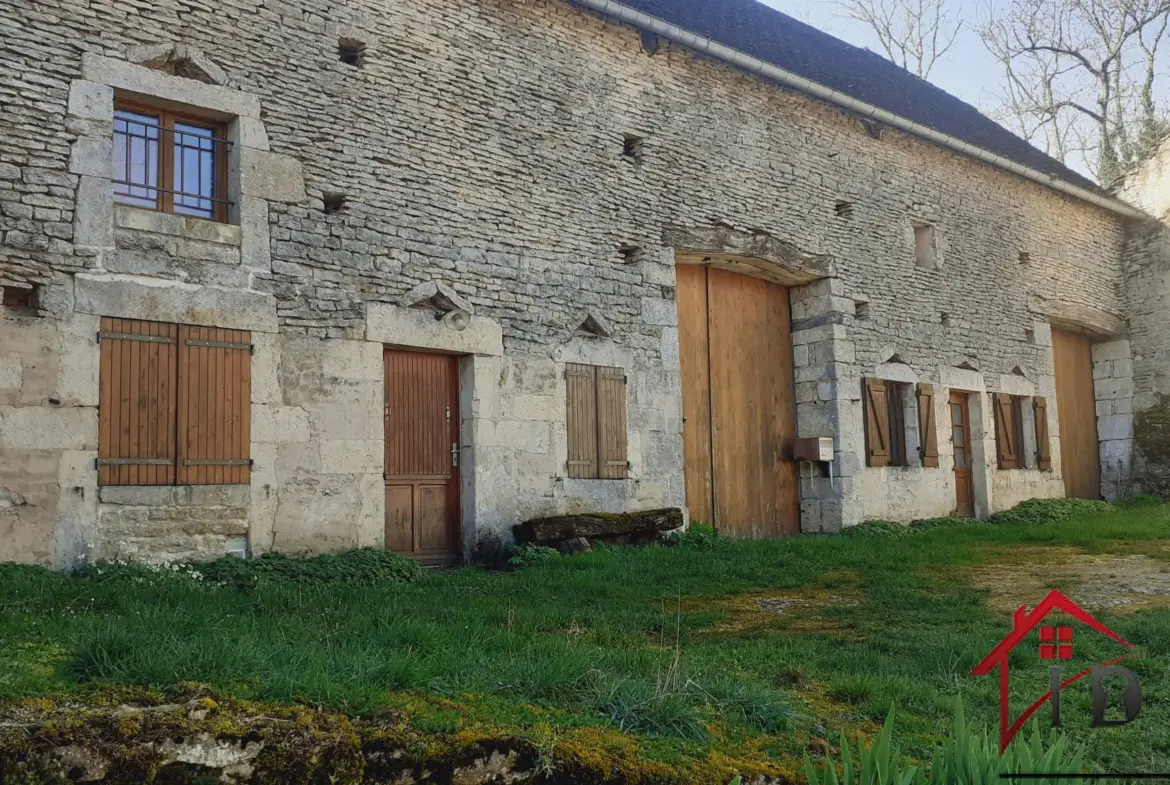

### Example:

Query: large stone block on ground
xmin=513 ymin=507 xmax=683 ymax=545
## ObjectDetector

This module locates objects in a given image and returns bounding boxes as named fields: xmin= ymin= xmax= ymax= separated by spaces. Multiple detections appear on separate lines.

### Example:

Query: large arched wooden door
xmin=677 ymin=265 xmax=800 ymax=537
xmin=1052 ymin=329 xmax=1100 ymax=499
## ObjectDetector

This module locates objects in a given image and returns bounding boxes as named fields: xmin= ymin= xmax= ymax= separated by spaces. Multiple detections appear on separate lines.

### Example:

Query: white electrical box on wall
xmin=793 ymin=437 xmax=834 ymax=463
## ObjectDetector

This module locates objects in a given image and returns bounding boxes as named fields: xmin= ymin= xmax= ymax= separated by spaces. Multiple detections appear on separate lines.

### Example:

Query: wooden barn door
xmin=383 ymin=349 xmax=461 ymax=565
xmin=1052 ymin=329 xmax=1101 ymax=499
xmin=677 ymin=264 xmax=800 ymax=538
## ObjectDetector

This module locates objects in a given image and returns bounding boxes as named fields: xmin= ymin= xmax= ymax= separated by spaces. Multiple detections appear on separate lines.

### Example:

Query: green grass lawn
xmin=3 ymin=500 xmax=1170 ymax=782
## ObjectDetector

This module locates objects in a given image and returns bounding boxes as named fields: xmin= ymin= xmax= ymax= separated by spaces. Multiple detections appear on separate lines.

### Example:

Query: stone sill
xmin=99 ymin=484 xmax=249 ymax=507
xmin=115 ymin=204 xmax=242 ymax=246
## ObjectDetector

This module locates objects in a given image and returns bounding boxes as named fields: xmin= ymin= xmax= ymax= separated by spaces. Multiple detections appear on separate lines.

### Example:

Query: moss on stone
xmin=0 ymin=686 xmax=797 ymax=784
xmin=1136 ymin=395 xmax=1170 ymax=497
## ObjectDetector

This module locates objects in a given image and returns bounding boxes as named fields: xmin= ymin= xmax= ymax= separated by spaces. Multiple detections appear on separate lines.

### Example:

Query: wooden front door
xmin=1052 ymin=328 xmax=1101 ymax=499
xmin=949 ymin=391 xmax=975 ymax=517
xmin=677 ymin=264 xmax=800 ymax=538
xmin=384 ymin=349 xmax=461 ymax=565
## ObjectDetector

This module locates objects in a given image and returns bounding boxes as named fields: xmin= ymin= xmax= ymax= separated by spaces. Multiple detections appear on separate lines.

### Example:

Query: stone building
xmin=0 ymin=0 xmax=1163 ymax=566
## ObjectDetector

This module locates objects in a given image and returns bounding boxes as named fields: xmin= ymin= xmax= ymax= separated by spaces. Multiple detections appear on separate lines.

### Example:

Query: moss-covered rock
xmin=0 ymin=686 xmax=797 ymax=785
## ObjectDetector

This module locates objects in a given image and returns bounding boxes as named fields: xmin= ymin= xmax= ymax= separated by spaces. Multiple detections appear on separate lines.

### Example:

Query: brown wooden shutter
xmin=566 ymin=363 xmax=599 ymax=478
xmin=597 ymin=366 xmax=628 ymax=479
xmin=917 ymin=383 xmax=940 ymax=468
xmin=97 ymin=317 xmax=178 ymax=486
xmin=863 ymin=378 xmax=890 ymax=467
xmin=994 ymin=392 xmax=1017 ymax=469
xmin=1034 ymin=396 xmax=1052 ymax=470
xmin=177 ymin=325 xmax=252 ymax=485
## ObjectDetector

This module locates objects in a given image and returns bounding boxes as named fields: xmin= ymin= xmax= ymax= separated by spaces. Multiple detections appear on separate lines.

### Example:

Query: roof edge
xmin=572 ymin=0 xmax=1148 ymax=221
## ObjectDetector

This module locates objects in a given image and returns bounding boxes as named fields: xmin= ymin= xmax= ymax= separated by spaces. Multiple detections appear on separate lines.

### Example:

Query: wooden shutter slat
xmin=97 ymin=317 xmax=178 ymax=486
xmin=917 ymin=383 xmax=939 ymax=468
xmin=995 ymin=392 xmax=1017 ymax=469
xmin=597 ymin=366 xmax=628 ymax=480
xmin=863 ymin=378 xmax=889 ymax=467
xmin=177 ymin=324 xmax=251 ymax=485
xmin=1034 ymin=396 xmax=1052 ymax=470
xmin=566 ymin=363 xmax=599 ymax=478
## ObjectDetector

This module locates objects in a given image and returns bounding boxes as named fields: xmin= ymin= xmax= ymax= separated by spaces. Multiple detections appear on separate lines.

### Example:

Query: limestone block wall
xmin=251 ymin=335 xmax=385 ymax=556
xmin=1093 ymin=339 xmax=1135 ymax=500
xmin=0 ymin=310 xmax=98 ymax=566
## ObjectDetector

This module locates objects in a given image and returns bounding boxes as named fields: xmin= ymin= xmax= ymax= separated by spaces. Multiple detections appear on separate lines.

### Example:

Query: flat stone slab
xmin=514 ymin=508 xmax=683 ymax=545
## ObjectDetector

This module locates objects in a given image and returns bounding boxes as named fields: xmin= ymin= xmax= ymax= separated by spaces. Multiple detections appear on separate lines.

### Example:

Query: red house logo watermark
xmin=970 ymin=590 xmax=1142 ymax=751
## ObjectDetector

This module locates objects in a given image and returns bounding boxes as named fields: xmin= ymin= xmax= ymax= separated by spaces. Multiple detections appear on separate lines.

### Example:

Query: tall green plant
xmin=804 ymin=700 xmax=1090 ymax=785
xmin=804 ymin=707 xmax=920 ymax=785
xmin=925 ymin=700 xmax=1087 ymax=785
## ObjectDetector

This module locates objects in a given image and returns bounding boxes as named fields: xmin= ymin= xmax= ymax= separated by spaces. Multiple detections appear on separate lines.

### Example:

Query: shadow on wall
xmin=1135 ymin=394 xmax=1170 ymax=497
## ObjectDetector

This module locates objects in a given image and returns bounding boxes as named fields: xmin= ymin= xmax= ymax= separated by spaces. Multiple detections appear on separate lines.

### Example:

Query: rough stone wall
xmin=0 ymin=0 xmax=1136 ymax=562
xmin=96 ymin=486 xmax=249 ymax=562
xmin=1115 ymin=144 xmax=1170 ymax=498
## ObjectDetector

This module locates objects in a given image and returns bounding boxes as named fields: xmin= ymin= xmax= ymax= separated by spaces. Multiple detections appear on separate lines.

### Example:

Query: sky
xmin=759 ymin=1 xmax=1006 ymax=124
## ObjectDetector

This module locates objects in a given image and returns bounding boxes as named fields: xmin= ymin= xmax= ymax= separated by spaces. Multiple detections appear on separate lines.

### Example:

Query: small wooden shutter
xmin=597 ymin=366 xmax=628 ymax=479
xmin=1034 ymin=396 xmax=1052 ymax=470
xmin=917 ymin=383 xmax=940 ymax=468
xmin=97 ymin=317 xmax=178 ymax=486
xmin=994 ymin=392 xmax=1017 ymax=469
xmin=863 ymin=378 xmax=890 ymax=467
xmin=566 ymin=363 xmax=599 ymax=479
xmin=177 ymin=325 xmax=252 ymax=485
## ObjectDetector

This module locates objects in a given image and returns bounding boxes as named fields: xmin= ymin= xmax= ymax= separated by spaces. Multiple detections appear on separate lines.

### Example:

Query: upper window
xmin=994 ymin=393 xmax=1028 ymax=470
xmin=113 ymin=101 xmax=230 ymax=222
xmin=566 ymin=363 xmax=628 ymax=479
xmin=913 ymin=223 xmax=936 ymax=269
xmin=862 ymin=378 xmax=909 ymax=467
xmin=98 ymin=316 xmax=252 ymax=486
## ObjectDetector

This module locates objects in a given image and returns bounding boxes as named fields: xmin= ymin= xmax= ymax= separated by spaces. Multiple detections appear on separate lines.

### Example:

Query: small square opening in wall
xmin=323 ymin=193 xmax=346 ymax=214
xmin=622 ymin=135 xmax=644 ymax=163
xmin=2 ymin=284 xmax=39 ymax=316
xmin=338 ymin=38 xmax=366 ymax=67
xmin=913 ymin=223 xmax=936 ymax=269
xmin=835 ymin=200 xmax=854 ymax=218
xmin=618 ymin=244 xmax=640 ymax=262
xmin=1019 ymin=251 xmax=1031 ymax=264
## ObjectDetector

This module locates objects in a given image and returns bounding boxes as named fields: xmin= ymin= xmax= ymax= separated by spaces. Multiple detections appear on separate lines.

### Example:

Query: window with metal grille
xmin=113 ymin=101 xmax=231 ymax=222
xmin=566 ymin=363 xmax=628 ymax=479
xmin=97 ymin=317 xmax=252 ymax=486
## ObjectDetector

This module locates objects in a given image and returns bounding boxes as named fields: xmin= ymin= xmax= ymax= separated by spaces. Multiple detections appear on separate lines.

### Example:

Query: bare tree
xmin=834 ymin=0 xmax=963 ymax=78
xmin=979 ymin=0 xmax=1170 ymax=184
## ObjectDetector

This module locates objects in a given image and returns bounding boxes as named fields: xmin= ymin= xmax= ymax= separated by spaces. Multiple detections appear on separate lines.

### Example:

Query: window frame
xmin=113 ymin=99 xmax=231 ymax=223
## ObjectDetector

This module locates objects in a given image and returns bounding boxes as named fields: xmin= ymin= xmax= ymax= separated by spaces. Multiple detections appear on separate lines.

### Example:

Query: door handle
xmin=451 ymin=442 xmax=459 ymax=468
